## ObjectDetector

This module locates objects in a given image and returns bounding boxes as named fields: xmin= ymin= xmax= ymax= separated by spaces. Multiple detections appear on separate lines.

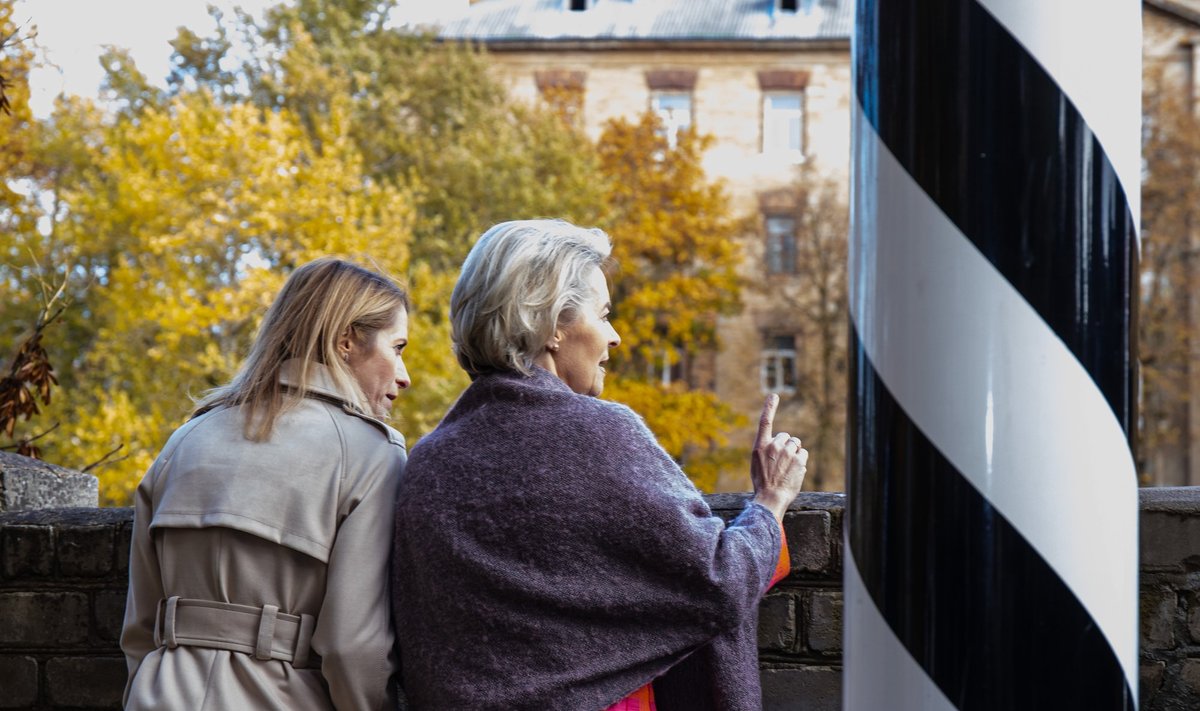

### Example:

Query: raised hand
xmin=749 ymin=394 xmax=809 ymax=522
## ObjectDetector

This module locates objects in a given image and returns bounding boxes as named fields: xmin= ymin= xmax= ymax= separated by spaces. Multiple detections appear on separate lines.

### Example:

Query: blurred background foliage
xmin=0 ymin=0 xmax=748 ymax=502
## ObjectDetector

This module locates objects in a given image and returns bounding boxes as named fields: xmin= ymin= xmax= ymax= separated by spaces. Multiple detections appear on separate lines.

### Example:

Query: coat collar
xmin=278 ymin=359 xmax=406 ymax=448
xmin=279 ymin=359 xmax=354 ymax=404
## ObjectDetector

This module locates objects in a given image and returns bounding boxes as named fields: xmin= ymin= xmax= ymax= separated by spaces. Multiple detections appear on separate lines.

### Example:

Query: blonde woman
xmin=121 ymin=258 xmax=411 ymax=710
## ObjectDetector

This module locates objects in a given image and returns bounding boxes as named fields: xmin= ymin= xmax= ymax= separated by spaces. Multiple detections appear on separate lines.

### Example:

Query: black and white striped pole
xmin=846 ymin=0 xmax=1140 ymax=708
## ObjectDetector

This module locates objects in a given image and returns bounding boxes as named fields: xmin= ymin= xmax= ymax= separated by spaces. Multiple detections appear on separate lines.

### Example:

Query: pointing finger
xmin=756 ymin=394 xmax=779 ymax=450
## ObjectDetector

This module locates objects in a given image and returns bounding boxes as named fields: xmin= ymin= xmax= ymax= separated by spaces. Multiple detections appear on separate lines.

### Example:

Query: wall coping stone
xmin=0 ymin=507 xmax=131 ymax=527
xmin=0 ymin=453 xmax=97 ymax=511
xmin=1141 ymin=486 xmax=1200 ymax=514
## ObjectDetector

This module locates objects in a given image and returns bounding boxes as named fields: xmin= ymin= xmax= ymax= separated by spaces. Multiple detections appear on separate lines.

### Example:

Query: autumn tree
xmin=597 ymin=114 xmax=747 ymax=491
xmin=0 ymin=0 xmax=60 ymax=457
xmin=1139 ymin=63 xmax=1200 ymax=484
xmin=31 ymin=90 xmax=416 ymax=503
xmin=0 ymin=0 xmax=608 ymax=503
xmin=171 ymin=0 xmax=608 ymax=436
xmin=0 ymin=0 xmax=38 ymax=320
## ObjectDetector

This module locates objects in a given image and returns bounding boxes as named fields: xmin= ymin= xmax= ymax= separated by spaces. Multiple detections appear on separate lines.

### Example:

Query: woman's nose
xmin=396 ymin=359 xmax=411 ymax=389
xmin=608 ymin=323 xmax=621 ymax=348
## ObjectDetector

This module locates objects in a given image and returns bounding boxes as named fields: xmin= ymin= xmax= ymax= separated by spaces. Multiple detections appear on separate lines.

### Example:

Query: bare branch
xmin=80 ymin=444 xmax=129 ymax=474
xmin=0 ymin=422 xmax=60 ymax=451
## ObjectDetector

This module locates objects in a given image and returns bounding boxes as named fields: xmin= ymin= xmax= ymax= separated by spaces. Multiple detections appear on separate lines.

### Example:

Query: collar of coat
xmin=279 ymin=359 xmax=405 ymax=448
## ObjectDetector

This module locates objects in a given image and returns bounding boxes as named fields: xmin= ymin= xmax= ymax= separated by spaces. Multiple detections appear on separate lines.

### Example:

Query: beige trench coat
xmin=121 ymin=364 xmax=405 ymax=710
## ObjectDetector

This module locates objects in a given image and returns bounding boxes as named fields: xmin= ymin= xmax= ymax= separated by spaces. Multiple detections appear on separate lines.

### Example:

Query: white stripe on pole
xmin=972 ymin=0 xmax=1142 ymax=233
xmin=843 ymin=548 xmax=959 ymax=711
xmin=849 ymin=105 xmax=1139 ymax=691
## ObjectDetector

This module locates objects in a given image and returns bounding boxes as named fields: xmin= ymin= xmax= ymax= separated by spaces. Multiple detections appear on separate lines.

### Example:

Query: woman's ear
xmin=337 ymin=330 xmax=354 ymax=363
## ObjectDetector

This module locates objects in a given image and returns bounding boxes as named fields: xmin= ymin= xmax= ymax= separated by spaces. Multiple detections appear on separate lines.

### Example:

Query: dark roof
xmin=1145 ymin=0 xmax=1200 ymax=28
xmin=436 ymin=0 xmax=852 ymax=45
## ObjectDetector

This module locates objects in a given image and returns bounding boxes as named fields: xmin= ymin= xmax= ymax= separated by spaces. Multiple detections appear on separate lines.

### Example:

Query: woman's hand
xmin=750 ymin=394 xmax=808 ymax=523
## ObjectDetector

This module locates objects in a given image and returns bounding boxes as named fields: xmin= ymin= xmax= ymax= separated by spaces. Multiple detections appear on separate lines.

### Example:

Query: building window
xmin=763 ymin=92 xmax=804 ymax=157
xmin=762 ymin=335 xmax=798 ymax=395
xmin=645 ymin=70 xmax=697 ymax=149
xmin=535 ymin=70 xmax=586 ymax=129
xmin=778 ymin=0 xmax=814 ymax=12
xmin=765 ymin=215 xmax=797 ymax=275
xmin=652 ymin=347 xmax=685 ymax=386
xmin=651 ymin=91 xmax=692 ymax=148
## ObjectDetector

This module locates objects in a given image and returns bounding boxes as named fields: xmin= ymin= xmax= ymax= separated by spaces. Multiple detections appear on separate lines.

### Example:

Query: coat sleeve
xmin=120 ymin=463 xmax=166 ymax=706
xmin=311 ymin=448 xmax=403 ymax=711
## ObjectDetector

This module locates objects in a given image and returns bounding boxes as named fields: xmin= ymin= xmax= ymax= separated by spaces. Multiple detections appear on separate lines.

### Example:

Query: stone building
xmin=437 ymin=0 xmax=854 ymax=491
xmin=435 ymin=0 xmax=1200 ymax=490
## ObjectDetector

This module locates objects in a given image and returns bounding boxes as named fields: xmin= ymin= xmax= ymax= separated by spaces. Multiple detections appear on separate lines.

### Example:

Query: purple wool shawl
xmin=391 ymin=367 xmax=781 ymax=711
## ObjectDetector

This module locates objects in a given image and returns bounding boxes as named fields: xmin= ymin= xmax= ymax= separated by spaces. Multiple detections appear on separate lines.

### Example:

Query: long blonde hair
xmin=194 ymin=258 xmax=410 ymax=440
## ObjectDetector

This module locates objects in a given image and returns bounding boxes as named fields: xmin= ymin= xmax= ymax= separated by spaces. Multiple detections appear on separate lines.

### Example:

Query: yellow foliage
xmin=595 ymin=113 xmax=748 ymax=491
xmin=2 ymin=6 xmax=748 ymax=500
xmin=597 ymin=113 xmax=742 ymax=363
xmin=24 ymin=89 xmax=418 ymax=502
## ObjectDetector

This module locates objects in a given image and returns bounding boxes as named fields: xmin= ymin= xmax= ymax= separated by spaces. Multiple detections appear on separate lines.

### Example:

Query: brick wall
xmin=708 ymin=492 xmax=844 ymax=710
xmin=0 ymin=508 xmax=130 ymax=710
xmin=1 ymin=490 xmax=1198 ymax=709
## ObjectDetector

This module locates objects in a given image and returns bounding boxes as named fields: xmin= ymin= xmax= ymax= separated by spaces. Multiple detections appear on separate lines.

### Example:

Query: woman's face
xmin=550 ymin=267 xmax=621 ymax=397
xmin=346 ymin=307 xmax=411 ymax=417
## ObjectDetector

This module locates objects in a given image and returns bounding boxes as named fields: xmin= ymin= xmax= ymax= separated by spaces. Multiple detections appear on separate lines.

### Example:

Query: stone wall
xmin=0 ymin=508 xmax=129 ymax=710
xmin=1 ymin=490 xmax=1198 ymax=709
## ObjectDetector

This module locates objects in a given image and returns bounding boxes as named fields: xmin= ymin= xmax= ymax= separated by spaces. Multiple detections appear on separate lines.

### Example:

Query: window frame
xmin=650 ymin=90 xmax=693 ymax=149
xmin=764 ymin=213 xmax=799 ymax=276
xmin=761 ymin=335 xmax=799 ymax=396
xmin=762 ymin=90 xmax=805 ymax=159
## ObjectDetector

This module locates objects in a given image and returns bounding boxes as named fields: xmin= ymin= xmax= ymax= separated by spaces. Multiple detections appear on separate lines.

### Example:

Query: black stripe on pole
xmin=855 ymin=0 xmax=1137 ymax=436
xmin=847 ymin=328 xmax=1135 ymax=710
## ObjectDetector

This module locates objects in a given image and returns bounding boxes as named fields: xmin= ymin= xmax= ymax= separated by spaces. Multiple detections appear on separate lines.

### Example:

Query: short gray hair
xmin=451 ymin=219 xmax=613 ymax=377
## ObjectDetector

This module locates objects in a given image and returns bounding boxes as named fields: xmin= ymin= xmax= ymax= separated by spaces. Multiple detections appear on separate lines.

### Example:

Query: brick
xmin=783 ymin=511 xmax=832 ymax=575
xmin=761 ymin=666 xmax=841 ymax=711
xmin=758 ymin=594 xmax=796 ymax=651
xmin=1179 ymin=659 xmax=1200 ymax=698
xmin=115 ymin=521 xmax=133 ymax=575
xmin=806 ymin=590 xmax=843 ymax=654
xmin=2 ymin=524 xmax=54 ymax=578
xmin=45 ymin=656 xmax=125 ymax=709
xmin=1188 ymin=594 xmax=1200 ymax=645
xmin=1140 ymin=661 xmax=1165 ymax=708
xmin=0 ymin=592 xmax=89 ymax=646
xmin=1140 ymin=585 xmax=1176 ymax=651
xmin=94 ymin=590 xmax=128 ymax=642
xmin=0 ymin=656 xmax=39 ymax=708
xmin=57 ymin=525 xmax=114 ymax=577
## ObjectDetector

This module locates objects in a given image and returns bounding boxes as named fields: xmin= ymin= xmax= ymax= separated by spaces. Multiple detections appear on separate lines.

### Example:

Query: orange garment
xmin=605 ymin=518 xmax=791 ymax=711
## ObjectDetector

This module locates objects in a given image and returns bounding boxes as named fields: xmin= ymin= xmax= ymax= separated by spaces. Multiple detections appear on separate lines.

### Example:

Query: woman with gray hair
xmin=392 ymin=219 xmax=807 ymax=710
xmin=122 ymin=258 xmax=411 ymax=710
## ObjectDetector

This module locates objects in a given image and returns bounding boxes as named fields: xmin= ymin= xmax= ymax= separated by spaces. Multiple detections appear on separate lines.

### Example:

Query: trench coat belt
xmin=153 ymin=596 xmax=320 ymax=668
